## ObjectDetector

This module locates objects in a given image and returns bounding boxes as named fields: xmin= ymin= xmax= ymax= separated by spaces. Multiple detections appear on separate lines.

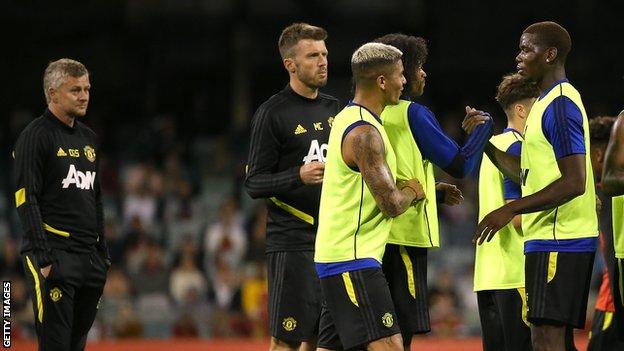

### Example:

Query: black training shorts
xmin=525 ymin=251 xmax=594 ymax=328
xmin=267 ymin=251 xmax=322 ymax=343
xmin=317 ymin=268 xmax=400 ymax=350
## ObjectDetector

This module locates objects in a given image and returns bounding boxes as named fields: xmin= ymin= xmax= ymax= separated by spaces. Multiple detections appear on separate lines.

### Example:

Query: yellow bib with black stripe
xmin=520 ymin=82 xmax=598 ymax=241
xmin=381 ymin=100 xmax=439 ymax=248
xmin=315 ymin=104 xmax=396 ymax=263
xmin=474 ymin=131 xmax=525 ymax=291
xmin=613 ymin=195 xmax=624 ymax=258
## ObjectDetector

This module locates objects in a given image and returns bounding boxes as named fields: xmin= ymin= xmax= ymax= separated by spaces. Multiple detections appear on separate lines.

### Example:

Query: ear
xmin=283 ymin=58 xmax=296 ymax=74
xmin=377 ymin=75 xmax=386 ymax=90
xmin=48 ymin=88 xmax=57 ymax=103
xmin=515 ymin=103 xmax=528 ymax=119
xmin=545 ymin=47 xmax=558 ymax=63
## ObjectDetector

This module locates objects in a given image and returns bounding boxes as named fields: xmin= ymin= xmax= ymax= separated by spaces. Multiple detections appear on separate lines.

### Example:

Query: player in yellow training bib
xmin=601 ymin=109 xmax=624 ymax=342
xmin=471 ymin=21 xmax=598 ymax=351
xmin=586 ymin=116 xmax=624 ymax=350
xmin=314 ymin=42 xmax=424 ymax=351
xmin=374 ymin=33 xmax=491 ymax=350
xmin=474 ymin=73 xmax=539 ymax=351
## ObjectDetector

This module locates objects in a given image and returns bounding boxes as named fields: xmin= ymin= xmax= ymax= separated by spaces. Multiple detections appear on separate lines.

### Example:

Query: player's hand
xmin=436 ymin=182 xmax=464 ymax=206
xmin=300 ymin=162 xmax=325 ymax=185
xmin=40 ymin=265 xmax=52 ymax=278
xmin=462 ymin=106 xmax=491 ymax=134
xmin=398 ymin=178 xmax=426 ymax=203
xmin=474 ymin=205 xmax=515 ymax=245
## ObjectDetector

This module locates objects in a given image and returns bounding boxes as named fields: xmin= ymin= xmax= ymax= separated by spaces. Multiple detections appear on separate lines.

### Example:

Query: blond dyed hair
xmin=351 ymin=43 xmax=402 ymax=86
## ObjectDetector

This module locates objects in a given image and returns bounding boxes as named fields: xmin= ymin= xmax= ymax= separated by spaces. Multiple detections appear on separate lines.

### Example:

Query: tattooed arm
xmin=602 ymin=111 xmax=624 ymax=196
xmin=342 ymin=124 xmax=424 ymax=217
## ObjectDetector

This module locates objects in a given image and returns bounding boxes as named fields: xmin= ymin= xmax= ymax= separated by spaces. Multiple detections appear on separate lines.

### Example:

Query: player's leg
xmin=382 ymin=245 xmax=429 ymax=349
xmin=316 ymin=301 xmax=344 ymax=351
xmin=269 ymin=338 xmax=318 ymax=351
xmin=23 ymin=249 xmax=75 ymax=351
xmin=476 ymin=290 xmax=505 ymax=350
xmin=69 ymin=249 xmax=108 ymax=351
xmin=320 ymin=268 xmax=401 ymax=351
xmin=564 ymin=326 xmax=577 ymax=351
xmin=269 ymin=338 xmax=300 ymax=351
xmin=267 ymin=251 xmax=322 ymax=351
xmin=299 ymin=341 xmax=318 ymax=351
xmin=366 ymin=333 xmax=403 ymax=351
xmin=612 ymin=257 xmax=624 ymax=342
xmin=531 ymin=323 xmax=566 ymax=351
xmin=494 ymin=288 xmax=532 ymax=351
xmin=525 ymin=251 xmax=594 ymax=351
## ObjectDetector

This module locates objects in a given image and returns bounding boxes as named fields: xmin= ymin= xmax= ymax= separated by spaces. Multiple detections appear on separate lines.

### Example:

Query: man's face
xmin=516 ymin=33 xmax=548 ymax=82
xmin=49 ymin=75 xmax=90 ymax=118
xmin=290 ymin=39 xmax=328 ymax=89
xmin=409 ymin=63 xmax=427 ymax=97
xmin=383 ymin=60 xmax=406 ymax=105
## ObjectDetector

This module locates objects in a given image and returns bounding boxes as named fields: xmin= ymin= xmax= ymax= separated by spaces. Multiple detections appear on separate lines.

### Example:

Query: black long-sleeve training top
xmin=13 ymin=108 xmax=108 ymax=267
xmin=245 ymin=85 xmax=340 ymax=252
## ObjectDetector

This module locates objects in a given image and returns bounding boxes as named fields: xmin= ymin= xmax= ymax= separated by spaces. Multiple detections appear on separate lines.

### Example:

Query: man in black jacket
xmin=13 ymin=58 xmax=110 ymax=351
xmin=245 ymin=23 xmax=340 ymax=351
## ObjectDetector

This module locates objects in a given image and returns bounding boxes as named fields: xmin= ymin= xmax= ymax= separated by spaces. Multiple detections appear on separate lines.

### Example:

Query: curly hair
xmin=589 ymin=116 xmax=616 ymax=147
xmin=495 ymin=73 xmax=540 ymax=110
xmin=374 ymin=33 xmax=427 ymax=90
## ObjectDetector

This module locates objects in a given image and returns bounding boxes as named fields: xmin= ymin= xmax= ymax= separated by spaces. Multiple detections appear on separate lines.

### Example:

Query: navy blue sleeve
xmin=461 ymin=119 xmax=493 ymax=177
xmin=503 ymin=141 xmax=522 ymax=200
xmin=541 ymin=96 xmax=586 ymax=159
xmin=407 ymin=103 xmax=492 ymax=178
xmin=408 ymin=103 xmax=458 ymax=168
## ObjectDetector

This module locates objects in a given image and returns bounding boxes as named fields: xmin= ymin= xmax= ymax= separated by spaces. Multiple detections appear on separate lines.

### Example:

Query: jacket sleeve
xmin=245 ymin=104 xmax=303 ymax=198
xmin=14 ymin=126 xmax=54 ymax=267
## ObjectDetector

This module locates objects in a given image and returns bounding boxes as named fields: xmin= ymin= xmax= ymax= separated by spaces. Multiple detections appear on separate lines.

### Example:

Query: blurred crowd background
xmin=1 ymin=0 xmax=622 ymax=342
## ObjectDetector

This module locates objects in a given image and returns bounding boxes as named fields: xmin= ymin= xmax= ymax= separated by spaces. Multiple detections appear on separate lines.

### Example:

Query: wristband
xmin=400 ymin=184 xmax=421 ymax=204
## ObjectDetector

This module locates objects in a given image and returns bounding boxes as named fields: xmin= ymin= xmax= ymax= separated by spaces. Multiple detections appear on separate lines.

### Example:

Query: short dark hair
xmin=523 ymin=21 xmax=572 ymax=63
xmin=495 ymin=73 xmax=540 ymax=110
xmin=278 ymin=23 xmax=327 ymax=59
xmin=351 ymin=43 xmax=403 ymax=88
xmin=373 ymin=33 xmax=427 ymax=89
xmin=589 ymin=116 xmax=616 ymax=146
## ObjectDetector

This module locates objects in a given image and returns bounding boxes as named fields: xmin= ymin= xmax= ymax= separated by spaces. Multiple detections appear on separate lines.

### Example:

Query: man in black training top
xmin=245 ymin=23 xmax=340 ymax=351
xmin=13 ymin=58 xmax=110 ymax=351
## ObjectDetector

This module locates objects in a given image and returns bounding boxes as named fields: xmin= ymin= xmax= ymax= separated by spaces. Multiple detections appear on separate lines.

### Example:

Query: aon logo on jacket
xmin=302 ymin=139 xmax=328 ymax=164
xmin=61 ymin=164 xmax=96 ymax=190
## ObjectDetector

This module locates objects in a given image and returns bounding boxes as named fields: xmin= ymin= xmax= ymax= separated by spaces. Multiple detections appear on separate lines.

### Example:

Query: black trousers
xmin=22 ymin=247 xmax=108 ymax=351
